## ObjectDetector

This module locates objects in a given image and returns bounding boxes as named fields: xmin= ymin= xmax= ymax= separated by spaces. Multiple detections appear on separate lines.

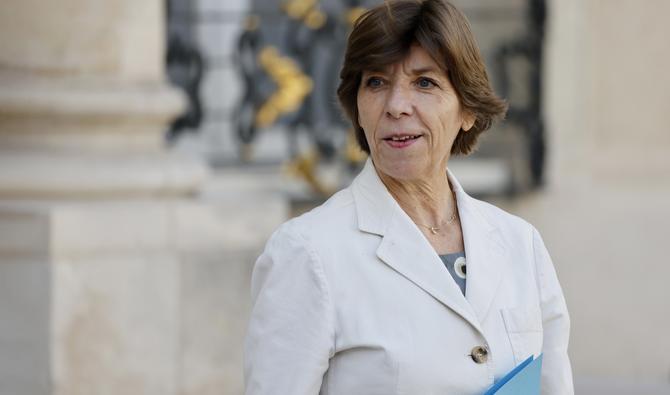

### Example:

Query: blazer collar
xmin=351 ymin=159 xmax=507 ymax=330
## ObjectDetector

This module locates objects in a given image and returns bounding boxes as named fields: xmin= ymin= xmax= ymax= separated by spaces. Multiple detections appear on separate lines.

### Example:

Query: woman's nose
xmin=385 ymin=85 xmax=413 ymax=119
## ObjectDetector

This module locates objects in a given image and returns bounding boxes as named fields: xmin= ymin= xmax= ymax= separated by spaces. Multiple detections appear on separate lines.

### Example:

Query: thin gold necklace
xmin=415 ymin=191 xmax=458 ymax=235
xmin=416 ymin=211 xmax=457 ymax=235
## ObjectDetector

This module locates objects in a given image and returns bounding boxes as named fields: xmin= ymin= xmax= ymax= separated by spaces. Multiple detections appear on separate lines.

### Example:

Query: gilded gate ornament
xmin=255 ymin=46 xmax=313 ymax=128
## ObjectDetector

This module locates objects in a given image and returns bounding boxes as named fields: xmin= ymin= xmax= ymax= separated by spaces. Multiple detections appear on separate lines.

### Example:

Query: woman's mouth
xmin=382 ymin=134 xmax=422 ymax=149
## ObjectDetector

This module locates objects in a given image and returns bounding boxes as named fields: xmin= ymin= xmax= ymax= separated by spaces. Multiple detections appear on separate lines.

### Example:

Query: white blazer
xmin=245 ymin=159 xmax=573 ymax=395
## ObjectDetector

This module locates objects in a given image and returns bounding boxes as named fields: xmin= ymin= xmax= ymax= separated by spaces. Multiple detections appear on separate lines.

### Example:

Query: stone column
xmin=0 ymin=1 xmax=206 ymax=394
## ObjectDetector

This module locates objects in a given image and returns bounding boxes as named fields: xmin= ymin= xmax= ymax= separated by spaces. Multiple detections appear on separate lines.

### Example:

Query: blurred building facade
xmin=0 ymin=0 xmax=192 ymax=393
xmin=0 ymin=0 xmax=669 ymax=394
xmin=0 ymin=0 xmax=284 ymax=394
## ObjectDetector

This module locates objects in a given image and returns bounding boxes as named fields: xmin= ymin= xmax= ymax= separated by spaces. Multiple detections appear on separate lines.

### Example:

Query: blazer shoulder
xmin=467 ymin=195 xmax=537 ymax=237
xmin=271 ymin=186 xmax=357 ymax=245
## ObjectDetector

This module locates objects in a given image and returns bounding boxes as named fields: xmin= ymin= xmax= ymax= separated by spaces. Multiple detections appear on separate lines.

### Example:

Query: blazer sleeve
xmin=244 ymin=223 xmax=335 ymax=395
xmin=532 ymin=227 xmax=575 ymax=395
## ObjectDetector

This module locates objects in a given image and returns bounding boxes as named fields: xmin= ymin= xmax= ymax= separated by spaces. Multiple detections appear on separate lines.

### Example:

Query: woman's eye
xmin=417 ymin=78 xmax=436 ymax=88
xmin=366 ymin=77 xmax=384 ymax=88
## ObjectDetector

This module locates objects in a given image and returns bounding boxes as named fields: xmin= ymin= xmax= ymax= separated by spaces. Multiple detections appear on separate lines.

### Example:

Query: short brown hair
xmin=337 ymin=0 xmax=507 ymax=155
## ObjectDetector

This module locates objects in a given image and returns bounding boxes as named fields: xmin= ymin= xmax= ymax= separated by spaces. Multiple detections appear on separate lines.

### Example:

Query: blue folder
xmin=483 ymin=353 xmax=543 ymax=395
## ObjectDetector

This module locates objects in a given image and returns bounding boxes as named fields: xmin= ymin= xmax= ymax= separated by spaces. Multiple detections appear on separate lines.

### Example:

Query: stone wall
xmin=0 ymin=0 xmax=287 ymax=394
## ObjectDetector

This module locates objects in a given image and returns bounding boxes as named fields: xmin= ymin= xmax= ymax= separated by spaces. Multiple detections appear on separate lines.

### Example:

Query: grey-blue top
xmin=438 ymin=252 xmax=467 ymax=296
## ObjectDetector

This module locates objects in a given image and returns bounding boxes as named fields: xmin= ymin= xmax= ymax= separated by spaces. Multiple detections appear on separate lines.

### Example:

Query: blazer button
xmin=470 ymin=346 xmax=489 ymax=364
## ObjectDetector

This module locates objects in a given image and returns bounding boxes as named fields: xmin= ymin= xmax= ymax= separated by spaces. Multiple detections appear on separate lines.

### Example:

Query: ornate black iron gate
xmin=166 ymin=0 xmax=548 ymax=196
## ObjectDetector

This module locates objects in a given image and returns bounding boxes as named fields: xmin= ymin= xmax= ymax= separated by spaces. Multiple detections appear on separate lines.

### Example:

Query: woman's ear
xmin=461 ymin=112 xmax=475 ymax=132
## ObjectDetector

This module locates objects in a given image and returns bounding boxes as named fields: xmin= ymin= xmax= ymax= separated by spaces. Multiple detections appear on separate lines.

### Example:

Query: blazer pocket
xmin=500 ymin=307 xmax=543 ymax=365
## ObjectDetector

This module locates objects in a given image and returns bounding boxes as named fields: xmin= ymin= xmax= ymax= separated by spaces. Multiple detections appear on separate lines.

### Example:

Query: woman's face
xmin=357 ymin=44 xmax=473 ymax=182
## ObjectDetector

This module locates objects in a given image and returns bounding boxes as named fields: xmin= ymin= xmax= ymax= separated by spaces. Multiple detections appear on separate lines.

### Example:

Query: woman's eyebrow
xmin=362 ymin=66 xmax=443 ymax=77
xmin=362 ymin=68 xmax=389 ymax=75
xmin=409 ymin=66 xmax=441 ymax=75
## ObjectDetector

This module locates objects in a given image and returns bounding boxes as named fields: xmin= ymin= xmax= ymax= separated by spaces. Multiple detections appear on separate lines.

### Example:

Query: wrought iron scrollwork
xmin=493 ymin=0 xmax=546 ymax=187
xmin=165 ymin=0 xmax=205 ymax=142
xmin=234 ymin=1 xmax=370 ymax=157
xmin=231 ymin=0 xmax=548 ymax=194
xmin=233 ymin=1 xmax=372 ymax=193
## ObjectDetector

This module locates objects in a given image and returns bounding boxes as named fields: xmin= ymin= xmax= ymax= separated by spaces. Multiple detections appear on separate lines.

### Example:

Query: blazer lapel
xmin=352 ymin=160 xmax=483 ymax=333
xmin=448 ymin=169 xmax=508 ymax=325
xmin=375 ymin=213 xmax=482 ymax=332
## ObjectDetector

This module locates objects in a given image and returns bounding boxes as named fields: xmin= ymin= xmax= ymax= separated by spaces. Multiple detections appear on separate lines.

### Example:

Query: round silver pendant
xmin=454 ymin=256 xmax=467 ymax=279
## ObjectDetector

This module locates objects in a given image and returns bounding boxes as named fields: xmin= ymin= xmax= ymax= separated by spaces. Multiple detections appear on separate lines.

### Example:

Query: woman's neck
xmin=377 ymin=168 xmax=456 ymax=228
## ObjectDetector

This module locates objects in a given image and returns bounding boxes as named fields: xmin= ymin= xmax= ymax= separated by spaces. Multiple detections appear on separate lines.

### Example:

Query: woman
xmin=244 ymin=1 xmax=573 ymax=394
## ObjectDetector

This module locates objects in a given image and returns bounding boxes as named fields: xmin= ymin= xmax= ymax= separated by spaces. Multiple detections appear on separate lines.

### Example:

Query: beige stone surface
xmin=0 ymin=260 xmax=51 ymax=395
xmin=0 ymin=152 xmax=208 ymax=199
xmin=0 ymin=202 xmax=184 ymax=394
xmin=179 ymin=251 xmax=256 ymax=395
xmin=0 ymin=0 xmax=204 ymax=199
xmin=51 ymin=253 xmax=180 ymax=395
xmin=177 ymin=167 xmax=289 ymax=395
xmin=0 ymin=191 xmax=288 ymax=395
xmin=0 ymin=0 xmax=232 ymax=393
xmin=0 ymin=0 xmax=163 ymax=80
